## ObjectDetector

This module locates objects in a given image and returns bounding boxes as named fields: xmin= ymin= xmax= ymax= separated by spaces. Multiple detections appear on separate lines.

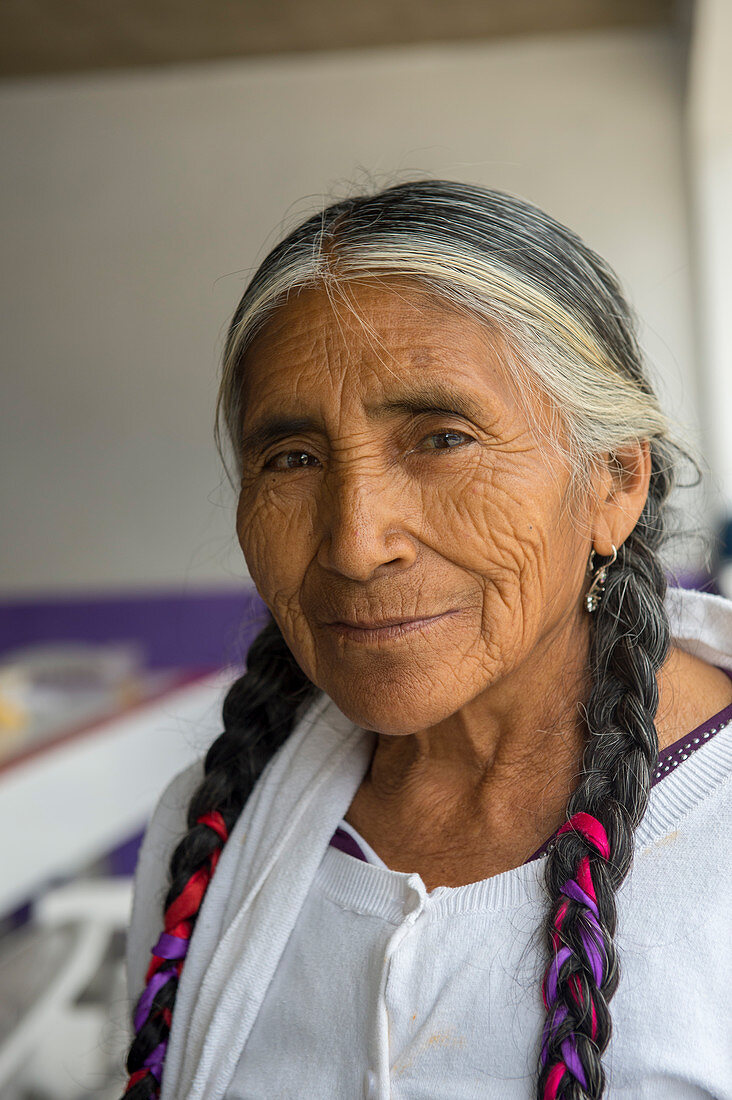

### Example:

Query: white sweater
xmin=127 ymin=588 xmax=732 ymax=1099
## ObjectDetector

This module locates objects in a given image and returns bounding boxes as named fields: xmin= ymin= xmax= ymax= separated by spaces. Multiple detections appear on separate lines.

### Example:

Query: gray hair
xmin=215 ymin=180 xmax=676 ymax=499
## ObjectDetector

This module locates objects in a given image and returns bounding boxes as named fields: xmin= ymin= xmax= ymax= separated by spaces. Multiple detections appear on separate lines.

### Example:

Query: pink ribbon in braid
xmin=540 ymin=812 xmax=610 ymax=1100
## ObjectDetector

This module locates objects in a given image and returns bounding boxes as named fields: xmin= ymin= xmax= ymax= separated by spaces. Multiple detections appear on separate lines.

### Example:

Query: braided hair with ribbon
xmin=124 ymin=621 xmax=315 ymax=1097
xmin=538 ymin=449 xmax=672 ymax=1099
xmin=540 ymin=812 xmax=611 ymax=1099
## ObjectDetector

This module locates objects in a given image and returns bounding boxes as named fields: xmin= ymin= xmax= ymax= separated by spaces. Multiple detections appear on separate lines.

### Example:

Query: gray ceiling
xmin=1 ymin=0 xmax=682 ymax=80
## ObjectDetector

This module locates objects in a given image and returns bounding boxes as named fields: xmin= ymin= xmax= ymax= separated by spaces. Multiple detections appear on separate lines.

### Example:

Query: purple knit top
xmin=330 ymin=687 xmax=732 ymax=869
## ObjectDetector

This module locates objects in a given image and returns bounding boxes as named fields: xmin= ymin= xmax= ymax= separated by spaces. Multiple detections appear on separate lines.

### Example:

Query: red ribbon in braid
xmin=125 ymin=811 xmax=229 ymax=1096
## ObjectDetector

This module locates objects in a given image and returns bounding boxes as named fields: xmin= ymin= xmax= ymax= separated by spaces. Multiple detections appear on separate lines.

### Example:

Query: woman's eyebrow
xmin=240 ymin=385 xmax=492 ymax=454
xmin=370 ymin=382 xmax=489 ymax=423
xmin=240 ymin=415 xmax=320 ymax=455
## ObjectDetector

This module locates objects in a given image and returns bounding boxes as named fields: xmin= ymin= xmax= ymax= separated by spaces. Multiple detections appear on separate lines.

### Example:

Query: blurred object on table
xmin=0 ymin=641 xmax=149 ymax=765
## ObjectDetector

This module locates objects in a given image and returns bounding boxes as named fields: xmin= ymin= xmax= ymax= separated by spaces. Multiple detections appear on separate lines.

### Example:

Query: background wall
xmin=0 ymin=27 xmax=700 ymax=596
xmin=687 ymin=0 xmax=732 ymax=525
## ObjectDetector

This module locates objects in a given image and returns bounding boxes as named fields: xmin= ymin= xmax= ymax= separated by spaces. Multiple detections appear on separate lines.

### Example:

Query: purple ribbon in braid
xmin=540 ymin=812 xmax=611 ymax=1099
xmin=541 ymin=1004 xmax=588 ymax=1089
xmin=134 ymin=970 xmax=175 ymax=1033
xmin=143 ymin=1041 xmax=168 ymax=1082
xmin=133 ymin=934 xmax=189 ymax=1033
xmin=125 ymin=812 xmax=229 ymax=1096
xmin=544 ymin=882 xmax=605 ymax=991
xmin=153 ymin=932 xmax=189 ymax=961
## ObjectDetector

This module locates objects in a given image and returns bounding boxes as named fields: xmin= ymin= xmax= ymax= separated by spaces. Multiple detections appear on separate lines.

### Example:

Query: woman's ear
xmin=591 ymin=440 xmax=652 ymax=555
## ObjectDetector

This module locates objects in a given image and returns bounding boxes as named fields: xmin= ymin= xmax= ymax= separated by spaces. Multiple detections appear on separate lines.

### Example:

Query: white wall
xmin=0 ymin=28 xmax=699 ymax=596
xmin=687 ymin=0 xmax=732 ymax=521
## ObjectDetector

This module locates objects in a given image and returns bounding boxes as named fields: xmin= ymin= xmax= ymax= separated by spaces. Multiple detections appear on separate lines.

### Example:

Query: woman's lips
xmin=325 ymin=609 xmax=460 ymax=643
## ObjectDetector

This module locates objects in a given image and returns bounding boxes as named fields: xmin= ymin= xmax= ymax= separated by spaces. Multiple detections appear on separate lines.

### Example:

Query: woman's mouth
xmin=325 ymin=610 xmax=460 ymax=643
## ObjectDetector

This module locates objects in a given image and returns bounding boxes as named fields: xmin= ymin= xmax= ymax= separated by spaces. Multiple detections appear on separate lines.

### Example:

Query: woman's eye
xmin=264 ymin=450 xmax=320 ymax=471
xmin=419 ymin=430 xmax=474 ymax=451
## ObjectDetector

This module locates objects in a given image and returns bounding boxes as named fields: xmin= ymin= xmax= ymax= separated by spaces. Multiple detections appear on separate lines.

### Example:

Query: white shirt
xmin=127 ymin=587 xmax=732 ymax=1099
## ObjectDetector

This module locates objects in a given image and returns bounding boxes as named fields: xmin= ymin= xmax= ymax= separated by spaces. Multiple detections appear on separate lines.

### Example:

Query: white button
xmin=363 ymin=1069 xmax=378 ymax=1098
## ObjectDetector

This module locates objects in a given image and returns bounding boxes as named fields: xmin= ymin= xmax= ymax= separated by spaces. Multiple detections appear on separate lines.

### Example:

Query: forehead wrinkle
xmin=335 ymin=297 xmax=516 ymax=415
xmin=242 ymin=282 xmax=523 ymax=436
xmin=324 ymin=279 xmax=404 ymax=386
xmin=333 ymin=277 xmax=510 ymax=392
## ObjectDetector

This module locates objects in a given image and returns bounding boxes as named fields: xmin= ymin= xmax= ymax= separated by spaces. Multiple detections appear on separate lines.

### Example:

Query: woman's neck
xmin=347 ymin=624 xmax=591 ymax=879
xmin=344 ymin=642 xmax=732 ymax=887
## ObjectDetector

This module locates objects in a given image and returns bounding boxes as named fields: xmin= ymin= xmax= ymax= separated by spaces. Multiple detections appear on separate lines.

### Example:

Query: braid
xmin=123 ymin=617 xmax=315 ymax=1098
xmin=537 ymin=446 xmax=673 ymax=1099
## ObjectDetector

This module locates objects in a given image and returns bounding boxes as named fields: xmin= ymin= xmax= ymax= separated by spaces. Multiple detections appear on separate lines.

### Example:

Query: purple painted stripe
xmin=0 ymin=586 xmax=268 ymax=669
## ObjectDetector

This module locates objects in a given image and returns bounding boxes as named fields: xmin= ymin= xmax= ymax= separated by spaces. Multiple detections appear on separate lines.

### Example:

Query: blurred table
xmin=0 ymin=668 xmax=232 ymax=917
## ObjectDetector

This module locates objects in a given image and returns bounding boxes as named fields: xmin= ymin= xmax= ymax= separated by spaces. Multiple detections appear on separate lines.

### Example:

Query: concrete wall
xmin=0 ymin=28 xmax=698 ymax=595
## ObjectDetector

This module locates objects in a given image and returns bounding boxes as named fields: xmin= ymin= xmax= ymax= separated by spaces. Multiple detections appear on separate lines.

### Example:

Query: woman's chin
xmin=319 ymin=677 xmax=465 ymax=737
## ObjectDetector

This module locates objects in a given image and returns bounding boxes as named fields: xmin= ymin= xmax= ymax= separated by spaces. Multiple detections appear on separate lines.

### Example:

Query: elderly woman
xmin=123 ymin=182 xmax=732 ymax=1100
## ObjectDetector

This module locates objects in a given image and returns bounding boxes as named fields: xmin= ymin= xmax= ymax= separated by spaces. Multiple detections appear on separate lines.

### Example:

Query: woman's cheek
xmin=426 ymin=466 xmax=562 ymax=645
xmin=238 ymin=489 xmax=313 ymax=605
xmin=422 ymin=473 xmax=531 ymax=579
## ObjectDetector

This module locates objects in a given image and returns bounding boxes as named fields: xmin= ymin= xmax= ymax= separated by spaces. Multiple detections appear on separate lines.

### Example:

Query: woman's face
xmin=236 ymin=281 xmax=596 ymax=735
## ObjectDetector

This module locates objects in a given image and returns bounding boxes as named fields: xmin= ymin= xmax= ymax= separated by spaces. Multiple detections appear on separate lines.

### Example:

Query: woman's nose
xmin=316 ymin=467 xmax=418 ymax=581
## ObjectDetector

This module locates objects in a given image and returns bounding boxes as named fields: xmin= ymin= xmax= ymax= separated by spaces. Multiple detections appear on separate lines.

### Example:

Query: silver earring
xmin=585 ymin=544 xmax=618 ymax=613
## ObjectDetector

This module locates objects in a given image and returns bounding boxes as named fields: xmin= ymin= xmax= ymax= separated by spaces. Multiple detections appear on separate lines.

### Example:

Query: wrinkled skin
xmin=235 ymin=280 xmax=729 ymax=883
